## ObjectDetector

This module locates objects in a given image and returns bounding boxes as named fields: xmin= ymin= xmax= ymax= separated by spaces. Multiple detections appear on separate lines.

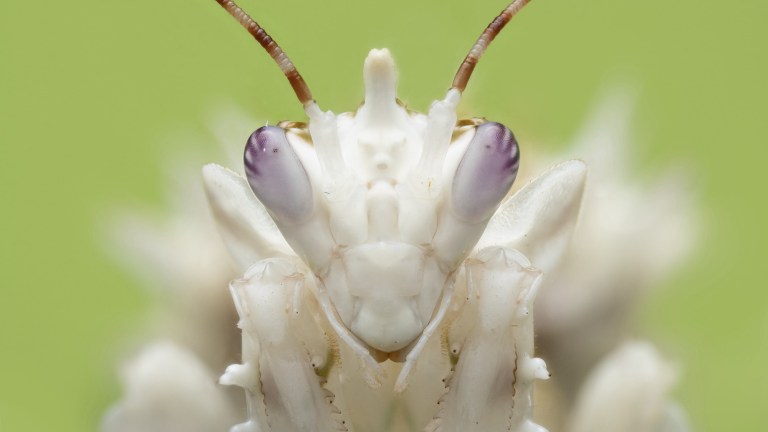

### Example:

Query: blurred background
xmin=1 ymin=0 xmax=766 ymax=430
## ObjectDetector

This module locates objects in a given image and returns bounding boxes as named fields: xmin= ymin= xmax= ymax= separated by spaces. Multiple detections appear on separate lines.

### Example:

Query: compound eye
xmin=451 ymin=122 xmax=520 ymax=223
xmin=244 ymin=126 xmax=314 ymax=224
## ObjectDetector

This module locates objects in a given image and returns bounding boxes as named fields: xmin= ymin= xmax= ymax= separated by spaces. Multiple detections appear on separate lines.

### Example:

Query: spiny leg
xmin=427 ymin=247 xmax=549 ymax=432
xmin=221 ymin=258 xmax=345 ymax=432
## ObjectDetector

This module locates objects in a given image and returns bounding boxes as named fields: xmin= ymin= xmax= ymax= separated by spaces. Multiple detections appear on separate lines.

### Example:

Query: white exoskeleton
xmin=204 ymin=1 xmax=587 ymax=431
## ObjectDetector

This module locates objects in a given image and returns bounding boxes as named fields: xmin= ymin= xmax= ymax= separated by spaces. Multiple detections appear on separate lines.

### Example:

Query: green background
xmin=1 ymin=0 xmax=765 ymax=430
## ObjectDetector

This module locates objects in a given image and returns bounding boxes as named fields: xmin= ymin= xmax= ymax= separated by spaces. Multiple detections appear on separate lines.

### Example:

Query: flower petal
xmin=475 ymin=160 xmax=587 ymax=275
xmin=202 ymin=163 xmax=294 ymax=271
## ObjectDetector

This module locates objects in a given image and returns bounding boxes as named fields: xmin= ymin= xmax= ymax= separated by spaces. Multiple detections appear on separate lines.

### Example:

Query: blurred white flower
xmin=103 ymin=92 xmax=695 ymax=432
xmin=567 ymin=341 xmax=688 ymax=432
xmin=102 ymin=342 xmax=238 ymax=432
xmin=528 ymin=91 xmax=695 ymax=432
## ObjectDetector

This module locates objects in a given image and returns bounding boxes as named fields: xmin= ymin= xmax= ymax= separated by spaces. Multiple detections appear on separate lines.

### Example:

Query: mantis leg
xmin=221 ymin=258 xmax=345 ymax=432
xmin=427 ymin=247 xmax=549 ymax=432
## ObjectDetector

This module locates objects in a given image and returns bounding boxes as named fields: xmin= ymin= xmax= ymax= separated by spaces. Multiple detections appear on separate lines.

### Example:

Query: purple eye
xmin=244 ymin=126 xmax=314 ymax=224
xmin=451 ymin=122 xmax=519 ymax=223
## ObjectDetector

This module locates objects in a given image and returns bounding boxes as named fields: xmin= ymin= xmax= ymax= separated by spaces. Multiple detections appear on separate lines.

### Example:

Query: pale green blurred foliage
xmin=1 ymin=1 xmax=766 ymax=431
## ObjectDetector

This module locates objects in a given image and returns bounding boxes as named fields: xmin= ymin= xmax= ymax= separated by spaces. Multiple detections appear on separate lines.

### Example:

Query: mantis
xmin=203 ymin=1 xmax=587 ymax=430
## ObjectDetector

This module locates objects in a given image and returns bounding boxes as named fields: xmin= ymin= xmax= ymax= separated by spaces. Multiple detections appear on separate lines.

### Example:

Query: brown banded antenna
xmin=213 ymin=0 xmax=533 ymax=104
xmin=452 ymin=0 xmax=533 ymax=92
xmin=213 ymin=0 xmax=314 ymax=106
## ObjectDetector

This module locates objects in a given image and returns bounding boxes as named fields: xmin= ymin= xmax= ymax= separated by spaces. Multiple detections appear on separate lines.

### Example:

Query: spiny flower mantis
xmin=206 ymin=0 xmax=568 ymax=430
xmin=103 ymin=1 xmax=694 ymax=432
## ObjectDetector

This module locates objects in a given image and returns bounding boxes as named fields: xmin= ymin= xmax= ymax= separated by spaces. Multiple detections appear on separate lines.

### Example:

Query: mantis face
xmin=243 ymin=49 xmax=520 ymax=353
